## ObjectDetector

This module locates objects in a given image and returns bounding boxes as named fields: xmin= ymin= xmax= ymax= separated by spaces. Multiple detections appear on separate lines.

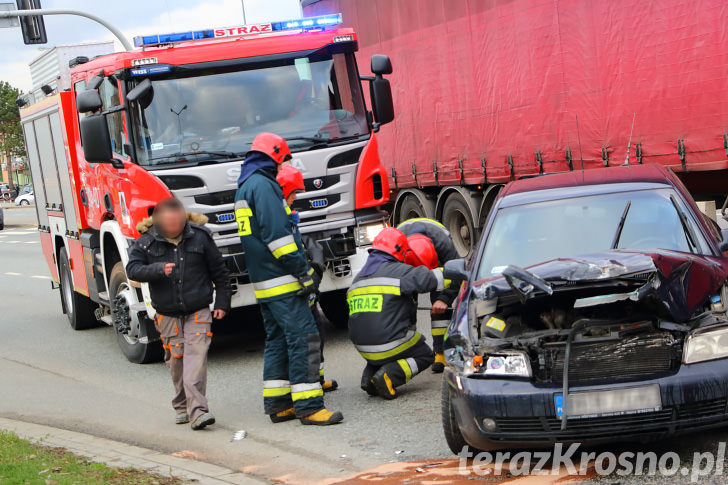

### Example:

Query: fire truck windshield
xmin=128 ymin=52 xmax=369 ymax=167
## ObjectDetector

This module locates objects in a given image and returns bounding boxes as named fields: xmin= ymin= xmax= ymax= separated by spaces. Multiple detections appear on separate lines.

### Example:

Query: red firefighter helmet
xmin=277 ymin=164 xmax=305 ymax=199
xmin=248 ymin=132 xmax=292 ymax=164
xmin=371 ymin=227 xmax=410 ymax=262
xmin=404 ymin=234 xmax=439 ymax=269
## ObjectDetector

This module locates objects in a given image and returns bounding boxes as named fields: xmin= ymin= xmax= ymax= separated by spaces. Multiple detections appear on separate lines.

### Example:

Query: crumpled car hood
xmin=473 ymin=249 xmax=728 ymax=322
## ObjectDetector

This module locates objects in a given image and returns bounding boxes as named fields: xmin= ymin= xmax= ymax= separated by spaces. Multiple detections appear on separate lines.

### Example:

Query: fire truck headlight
xmin=355 ymin=222 xmax=386 ymax=246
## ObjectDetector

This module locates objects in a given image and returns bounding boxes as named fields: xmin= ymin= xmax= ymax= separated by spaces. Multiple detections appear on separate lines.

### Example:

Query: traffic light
xmin=16 ymin=0 xmax=46 ymax=45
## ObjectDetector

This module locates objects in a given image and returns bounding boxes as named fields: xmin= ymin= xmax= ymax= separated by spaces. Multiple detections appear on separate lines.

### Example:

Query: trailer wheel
xmin=442 ymin=193 xmax=475 ymax=258
xmin=109 ymin=262 xmax=162 ymax=364
xmin=441 ymin=377 xmax=469 ymax=455
xmin=58 ymin=247 xmax=98 ymax=330
xmin=397 ymin=194 xmax=426 ymax=224
xmin=318 ymin=289 xmax=349 ymax=329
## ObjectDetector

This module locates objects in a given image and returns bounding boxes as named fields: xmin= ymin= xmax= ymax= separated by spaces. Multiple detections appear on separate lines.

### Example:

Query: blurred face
xmin=155 ymin=206 xmax=186 ymax=237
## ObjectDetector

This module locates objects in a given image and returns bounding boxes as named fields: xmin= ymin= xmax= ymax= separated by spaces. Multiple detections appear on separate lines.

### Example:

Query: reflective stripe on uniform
xmin=268 ymin=235 xmax=298 ymax=258
xmin=356 ymin=330 xmax=421 ymax=360
xmin=252 ymin=274 xmax=302 ymax=299
xmin=263 ymin=379 xmax=291 ymax=397
xmin=235 ymin=199 xmax=253 ymax=236
xmin=348 ymin=277 xmax=401 ymax=298
xmin=431 ymin=268 xmax=444 ymax=292
xmin=431 ymin=318 xmax=449 ymax=336
xmin=291 ymin=382 xmax=323 ymax=401
xmin=397 ymin=359 xmax=413 ymax=382
xmin=398 ymin=217 xmax=449 ymax=235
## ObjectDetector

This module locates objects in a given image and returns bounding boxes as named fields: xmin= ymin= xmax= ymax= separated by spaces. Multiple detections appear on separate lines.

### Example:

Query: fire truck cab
xmin=21 ymin=13 xmax=394 ymax=363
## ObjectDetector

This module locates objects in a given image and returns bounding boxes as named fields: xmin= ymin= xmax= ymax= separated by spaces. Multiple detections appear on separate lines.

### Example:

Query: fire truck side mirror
xmin=79 ymin=115 xmax=113 ymax=163
xmin=370 ymin=76 xmax=394 ymax=127
xmin=371 ymin=55 xmax=392 ymax=75
xmin=76 ymin=89 xmax=103 ymax=113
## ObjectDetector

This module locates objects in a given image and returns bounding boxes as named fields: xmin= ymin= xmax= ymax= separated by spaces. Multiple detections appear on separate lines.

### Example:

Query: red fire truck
xmin=20 ymin=13 xmax=394 ymax=363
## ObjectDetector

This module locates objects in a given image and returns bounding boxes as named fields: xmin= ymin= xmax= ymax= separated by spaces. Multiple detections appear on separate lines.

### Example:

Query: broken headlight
xmin=683 ymin=327 xmax=728 ymax=364
xmin=470 ymin=351 xmax=532 ymax=377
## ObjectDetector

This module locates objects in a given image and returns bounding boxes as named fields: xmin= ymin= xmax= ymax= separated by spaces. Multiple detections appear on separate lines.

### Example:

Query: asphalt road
xmin=2 ymin=206 xmax=728 ymax=484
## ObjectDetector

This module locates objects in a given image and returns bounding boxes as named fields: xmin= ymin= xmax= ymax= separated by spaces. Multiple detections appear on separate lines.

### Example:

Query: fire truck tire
xmin=58 ymin=247 xmax=98 ymax=330
xmin=318 ymin=289 xmax=349 ymax=329
xmin=109 ymin=262 xmax=162 ymax=364
xmin=441 ymin=377 xmax=470 ymax=455
xmin=442 ymin=194 xmax=475 ymax=258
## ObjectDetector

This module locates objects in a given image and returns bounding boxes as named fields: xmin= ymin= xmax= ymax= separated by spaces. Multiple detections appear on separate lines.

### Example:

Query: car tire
xmin=442 ymin=193 xmax=475 ymax=258
xmin=58 ymin=247 xmax=98 ymax=330
xmin=20 ymin=199 xmax=29 ymax=206
xmin=109 ymin=261 xmax=162 ymax=364
xmin=441 ymin=377 xmax=469 ymax=455
xmin=318 ymin=289 xmax=349 ymax=329
xmin=397 ymin=194 xmax=426 ymax=224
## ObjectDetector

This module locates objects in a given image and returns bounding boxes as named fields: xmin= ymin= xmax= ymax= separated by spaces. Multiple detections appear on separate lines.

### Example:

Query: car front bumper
xmin=445 ymin=359 xmax=728 ymax=450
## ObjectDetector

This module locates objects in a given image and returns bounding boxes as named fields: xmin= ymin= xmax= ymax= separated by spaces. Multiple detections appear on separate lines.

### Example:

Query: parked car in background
xmin=15 ymin=189 xmax=34 ymax=206
xmin=442 ymin=164 xmax=728 ymax=453
xmin=0 ymin=184 xmax=10 ymax=201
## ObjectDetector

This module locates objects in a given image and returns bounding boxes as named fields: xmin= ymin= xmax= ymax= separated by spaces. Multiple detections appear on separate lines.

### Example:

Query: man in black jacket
xmin=126 ymin=198 xmax=231 ymax=430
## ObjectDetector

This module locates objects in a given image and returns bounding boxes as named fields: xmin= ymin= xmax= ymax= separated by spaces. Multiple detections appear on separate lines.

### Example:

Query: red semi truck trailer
xmin=304 ymin=0 xmax=728 ymax=256
xmin=20 ymin=13 xmax=395 ymax=363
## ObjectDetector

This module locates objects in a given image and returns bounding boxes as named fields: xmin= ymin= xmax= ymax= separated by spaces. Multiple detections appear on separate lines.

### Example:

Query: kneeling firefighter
xmin=346 ymin=227 xmax=445 ymax=399
xmin=235 ymin=132 xmax=342 ymax=425
xmin=277 ymin=164 xmax=338 ymax=393
xmin=397 ymin=218 xmax=460 ymax=373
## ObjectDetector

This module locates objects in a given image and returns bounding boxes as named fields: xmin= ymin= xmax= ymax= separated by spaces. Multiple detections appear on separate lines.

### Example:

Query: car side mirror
xmin=371 ymin=54 xmax=392 ymax=75
xmin=76 ymin=89 xmax=102 ymax=113
xmin=79 ymin=115 xmax=115 ymax=165
xmin=444 ymin=259 xmax=469 ymax=281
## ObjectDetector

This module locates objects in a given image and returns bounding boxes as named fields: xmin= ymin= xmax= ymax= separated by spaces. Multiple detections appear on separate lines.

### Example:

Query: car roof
xmin=500 ymin=164 xmax=677 ymax=198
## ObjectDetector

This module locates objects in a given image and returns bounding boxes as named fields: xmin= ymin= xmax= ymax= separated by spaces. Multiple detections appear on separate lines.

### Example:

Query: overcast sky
xmin=0 ymin=0 xmax=303 ymax=91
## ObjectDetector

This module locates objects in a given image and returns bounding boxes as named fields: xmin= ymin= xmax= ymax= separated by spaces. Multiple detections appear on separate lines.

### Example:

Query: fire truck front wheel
xmin=109 ymin=262 xmax=162 ymax=364
xmin=58 ymin=247 xmax=98 ymax=330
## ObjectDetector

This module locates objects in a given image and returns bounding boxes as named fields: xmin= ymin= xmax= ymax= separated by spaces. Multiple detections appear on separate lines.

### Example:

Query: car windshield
xmin=476 ymin=188 xmax=710 ymax=280
xmin=128 ymin=52 xmax=369 ymax=167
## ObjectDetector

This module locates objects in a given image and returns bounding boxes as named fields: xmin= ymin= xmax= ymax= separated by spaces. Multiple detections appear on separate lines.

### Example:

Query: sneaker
xmin=175 ymin=413 xmax=189 ymax=425
xmin=300 ymin=408 xmax=344 ymax=426
xmin=432 ymin=352 xmax=446 ymax=373
xmin=270 ymin=407 xmax=296 ymax=423
xmin=191 ymin=412 xmax=215 ymax=430
xmin=370 ymin=371 xmax=397 ymax=400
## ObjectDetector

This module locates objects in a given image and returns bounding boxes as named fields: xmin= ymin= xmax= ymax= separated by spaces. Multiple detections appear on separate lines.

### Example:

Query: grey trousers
xmin=156 ymin=308 xmax=212 ymax=421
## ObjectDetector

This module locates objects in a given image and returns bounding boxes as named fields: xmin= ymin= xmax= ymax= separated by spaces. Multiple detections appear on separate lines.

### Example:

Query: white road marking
xmin=31 ymin=275 xmax=51 ymax=280
xmin=4 ymin=240 xmax=21 ymax=244
xmin=4 ymin=272 xmax=21 ymax=276
xmin=24 ymin=241 xmax=38 ymax=244
xmin=2 ymin=231 xmax=34 ymax=235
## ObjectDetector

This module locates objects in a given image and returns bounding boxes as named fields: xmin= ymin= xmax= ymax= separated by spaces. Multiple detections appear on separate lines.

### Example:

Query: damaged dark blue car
xmin=441 ymin=164 xmax=728 ymax=453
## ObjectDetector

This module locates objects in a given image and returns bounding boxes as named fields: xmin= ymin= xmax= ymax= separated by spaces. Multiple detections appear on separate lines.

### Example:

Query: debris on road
xmin=231 ymin=430 xmax=247 ymax=441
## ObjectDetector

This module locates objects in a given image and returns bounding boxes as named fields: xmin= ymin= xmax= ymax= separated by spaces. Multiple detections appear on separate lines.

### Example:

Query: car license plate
xmin=554 ymin=384 xmax=661 ymax=419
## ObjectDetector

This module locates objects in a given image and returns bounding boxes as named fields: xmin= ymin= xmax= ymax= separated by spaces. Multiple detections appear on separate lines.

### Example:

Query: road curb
xmin=0 ymin=417 xmax=265 ymax=484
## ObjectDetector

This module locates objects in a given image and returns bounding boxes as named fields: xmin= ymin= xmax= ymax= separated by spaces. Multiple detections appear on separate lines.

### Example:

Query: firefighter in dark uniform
xmin=397 ymin=218 xmax=460 ymax=373
xmin=235 ymin=132 xmax=342 ymax=425
xmin=347 ymin=227 xmax=445 ymax=399
xmin=277 ymin=164 xmax=338 ymax=393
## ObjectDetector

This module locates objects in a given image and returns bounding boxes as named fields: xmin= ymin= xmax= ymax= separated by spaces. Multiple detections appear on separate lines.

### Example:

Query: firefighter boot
xmin=370 ymin=369 xmax=397 ymax=400
xmin=432 ymin=352 xmax=446 ymax=373
xmin=322 ymin=379 xmax=339 ymax=392
xmin=270 ymin=407 xmax=296 ymax=423
xmin=300 ymin=408 xmax=344 ymax=426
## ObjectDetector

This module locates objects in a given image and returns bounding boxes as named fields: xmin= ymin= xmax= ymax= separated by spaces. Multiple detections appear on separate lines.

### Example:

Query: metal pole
xmin=0 ymin=9 xmax=133 ymax=51
xmin=241 ymin=0 xmax=247 ymax=24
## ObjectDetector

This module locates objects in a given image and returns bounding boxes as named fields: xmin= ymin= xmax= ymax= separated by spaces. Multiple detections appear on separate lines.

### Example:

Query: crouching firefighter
xmin=397 ymin=218 xmax=460 ymax=373
xmin=235 ymin=132 xmax=343 ymax=425
xmin=277 ymin=164 xmax=338 ymax=392
xmin=347 ymin=228 xmax=445 ymax=399
xmin=126 ymin=197 xmax=231 ymax=430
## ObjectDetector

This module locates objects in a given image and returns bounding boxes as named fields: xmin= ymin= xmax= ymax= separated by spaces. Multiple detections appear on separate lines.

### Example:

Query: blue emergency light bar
xmin=271 ymin=13 xmax=343 ymax=31
xmin=133 ymin=13 xmax=343 ymax=48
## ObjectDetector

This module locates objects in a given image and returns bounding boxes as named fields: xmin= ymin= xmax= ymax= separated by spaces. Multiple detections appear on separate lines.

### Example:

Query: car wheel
xmin=318 ymin=289 xmax=349 ymax=329
xmin=109 ymin=262 xmax=162 ymax=364
xmin=441 ymin=377 xmax=469 ymax=455
xmin=58 ymin=247 xmax=98 ymax=330
xmin=442 ymin=193 xmax=475 ymax=258
xmin=397 ymin=194 xmax=426 ymax=224
xmin=20 ymin=199 xmax=29 ymax=206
